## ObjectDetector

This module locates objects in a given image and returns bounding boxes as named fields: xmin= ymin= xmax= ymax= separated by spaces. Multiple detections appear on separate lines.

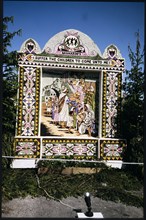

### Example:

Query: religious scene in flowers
xmin=41 ymin=72 xmax=99 ymax=138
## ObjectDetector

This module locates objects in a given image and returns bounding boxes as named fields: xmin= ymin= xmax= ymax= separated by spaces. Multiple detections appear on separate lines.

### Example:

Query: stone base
xmin=104 ymin=160 xmax=123 ymax=169
xmin=10 ymin=159 xmax=37 ymax=168
xmin=10 ymin=159 xmax=123 ymax=169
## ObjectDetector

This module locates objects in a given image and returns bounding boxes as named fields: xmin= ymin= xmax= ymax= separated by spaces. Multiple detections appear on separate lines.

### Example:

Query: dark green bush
xmin=2 ymin=167 xmax=143 ymax=208
xmin=95 ymin=187 xmax=143 ymax=207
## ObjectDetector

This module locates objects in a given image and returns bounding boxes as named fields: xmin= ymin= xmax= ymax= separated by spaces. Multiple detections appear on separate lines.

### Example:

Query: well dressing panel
xmin=13 ymin=29 xmax=126 ymax=162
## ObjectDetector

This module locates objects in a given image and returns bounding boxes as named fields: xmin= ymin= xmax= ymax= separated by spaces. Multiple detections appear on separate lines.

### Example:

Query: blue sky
xmin=3 ymin=1 xmax=144 ymax=73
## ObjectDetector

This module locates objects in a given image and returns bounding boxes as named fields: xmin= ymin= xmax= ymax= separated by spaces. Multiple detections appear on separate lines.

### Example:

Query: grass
xmin=2 ymin=164 xmax=144 ymax=208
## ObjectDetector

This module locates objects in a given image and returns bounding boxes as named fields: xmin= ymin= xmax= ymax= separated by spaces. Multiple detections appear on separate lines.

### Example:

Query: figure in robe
xmin=78 ymin=104 xmax=95 ymax=136
xmin=58 ymin=87 xmax=70 ymax=128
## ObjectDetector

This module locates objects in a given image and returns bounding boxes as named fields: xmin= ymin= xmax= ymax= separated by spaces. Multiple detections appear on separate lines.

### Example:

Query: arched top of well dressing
xmin=19 ymin=38 xmax=41 ymax=54
xmin=42 ymin=29 xmax=102 ymax=57
xmin=103 ymin=44 xmax=123 ymax=59
xmin=18 ymin=30 xmax=124 ymax=60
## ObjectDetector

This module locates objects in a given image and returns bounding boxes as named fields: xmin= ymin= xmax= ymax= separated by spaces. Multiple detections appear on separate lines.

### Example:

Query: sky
xmin=3 ymin=1 xmax=145 ymax=75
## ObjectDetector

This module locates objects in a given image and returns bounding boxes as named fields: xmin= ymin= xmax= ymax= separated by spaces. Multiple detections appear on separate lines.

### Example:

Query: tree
xmin=2 ymin=16 xmax=22 ymax=167
xmin=122 ymin=32 xmax=144 ymax=167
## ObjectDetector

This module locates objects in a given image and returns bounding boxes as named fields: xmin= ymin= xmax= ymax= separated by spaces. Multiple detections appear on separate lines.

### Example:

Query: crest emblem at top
xmin=64 ymin=35 xmax=79 ymax=49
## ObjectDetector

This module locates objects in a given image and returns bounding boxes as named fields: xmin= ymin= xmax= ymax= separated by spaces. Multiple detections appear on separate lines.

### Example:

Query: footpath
xmin=2 ymin=195 xmax=144 ymax=218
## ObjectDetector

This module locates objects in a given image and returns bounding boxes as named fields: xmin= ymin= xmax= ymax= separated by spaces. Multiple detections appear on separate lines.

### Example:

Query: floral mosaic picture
xmin=41 ymin=71 xmax=99 ymax=138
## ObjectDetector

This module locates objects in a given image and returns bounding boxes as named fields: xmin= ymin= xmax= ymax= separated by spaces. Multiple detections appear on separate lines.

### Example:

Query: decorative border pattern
xmin=13 ymin=138 xmax=40 ymax=158
xmin=102 ymin=71 xmax=107 ymax=137
xmin=100 ymin=139 xmax=126 ymax=160
xmin=18 ymin=59 xmax=124 ymax=72
xmin=102 ymin=71 xmax=122 ymax=138
xmin=117 ymin=72 xmax=122 ymax=136
xmin=16 ymin=66 xmax=40 ymax=136
xmin=42 ymin=139 xmax=98 ymax=160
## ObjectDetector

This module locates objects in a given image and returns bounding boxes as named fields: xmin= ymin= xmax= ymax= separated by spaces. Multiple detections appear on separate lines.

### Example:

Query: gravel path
xmin=2 ymin=195 xmax=143 ymax=218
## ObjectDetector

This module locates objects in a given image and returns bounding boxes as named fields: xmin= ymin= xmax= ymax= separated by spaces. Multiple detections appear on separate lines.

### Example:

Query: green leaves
xmin=2 ymin=17 xmax=22 ymax=163
xmin=3 ymin=16 xmax=22 ymax=54
xmin=122 ymin=31 xmax=144 ymax=164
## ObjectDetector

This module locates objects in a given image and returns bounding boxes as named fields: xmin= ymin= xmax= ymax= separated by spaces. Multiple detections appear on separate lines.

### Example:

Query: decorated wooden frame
xmin=13 ymin=29 xmax=126 ymax=162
